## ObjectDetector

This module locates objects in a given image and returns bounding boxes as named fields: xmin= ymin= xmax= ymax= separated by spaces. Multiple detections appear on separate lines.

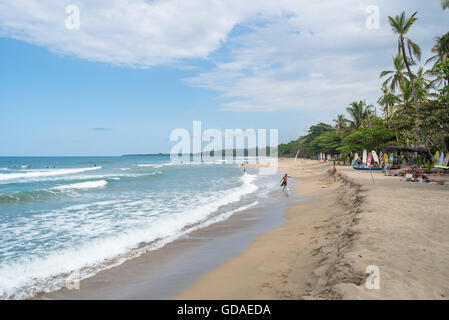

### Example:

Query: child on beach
xmin=332 ymin=165 xmax=337 ymax=182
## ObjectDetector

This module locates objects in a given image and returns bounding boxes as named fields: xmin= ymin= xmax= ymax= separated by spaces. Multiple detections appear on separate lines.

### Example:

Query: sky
xmin=0 ymin=0 xmax=447 ymax=156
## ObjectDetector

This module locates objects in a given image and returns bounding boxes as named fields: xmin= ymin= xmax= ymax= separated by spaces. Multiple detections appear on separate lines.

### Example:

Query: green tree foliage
xmin=432 ymin=58 xmax=449 ymax=100
xmin=309 ymin=130 xmax=341 ymax=155
xmin=277 ymin=9 xmax=448 ymax=160
xmin=338 ymin=126 xmax=396 ymax=154
xmin=442 ymin=0 xmax=449 ymax=10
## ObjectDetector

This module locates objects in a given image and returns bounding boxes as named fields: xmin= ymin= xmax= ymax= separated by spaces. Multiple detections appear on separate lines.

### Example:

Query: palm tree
xmin=380 ymin=51 xmax=409 ymax=92
xmin=333 ymin=114 xmax=349 ymax=130
xmin=414 ymin=67 xmax=432 ymax=101
xmin=388 ymin=105 xmax=402 ymax=142
xmin=427 ymin=33 xmax=449 ymax=87
xmin=378 ymin=87 xmax=401 ymax=124
xmin=346 ymin=101 xmax=367 ymax=130
xmin=388 ymin=12 xmax=422 ymax=114
xmin=427 ymin=33 xmax=449 ymax=66
xmin=399 ymin=80 xmax=414 ymax=110
xmin=442 ymin=0 xmax=449 ymax=10
xmin=333 ymin=115 xmax=350 ymax=143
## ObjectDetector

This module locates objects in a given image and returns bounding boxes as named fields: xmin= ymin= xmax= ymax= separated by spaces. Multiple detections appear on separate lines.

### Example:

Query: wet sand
xmin=43 ymin=168 xmax=299 ymax=299
xmin=45 ymin=158 xmax=449 ymax=300
xmin=176 ymin=159 xmax=449 ymax=300
xmin=175 ymin=158 xmax=336 ymax=299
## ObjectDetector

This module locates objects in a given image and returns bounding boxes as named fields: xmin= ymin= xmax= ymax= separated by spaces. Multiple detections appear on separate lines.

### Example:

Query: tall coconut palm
xmin=378 ymin=87 xmax=401 ymax=124
xmin=380 ymin=51 xmax=409 ymax=92
xmin=346 ymin=101 xmax=367 ymax=130
xmin=427 ymin=33 xmax=449 ymax=87
xmin=388 ymin=12 xmax=422 ymax=114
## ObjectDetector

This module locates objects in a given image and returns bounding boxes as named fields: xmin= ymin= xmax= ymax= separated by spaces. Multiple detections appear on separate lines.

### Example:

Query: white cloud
xmin=0 ymin=0 xmax=270 ymax=66
xmin=0 ymin=0 xmax=447 ymax=112
xmin=186 ymin=0 xmax=448 ymax=112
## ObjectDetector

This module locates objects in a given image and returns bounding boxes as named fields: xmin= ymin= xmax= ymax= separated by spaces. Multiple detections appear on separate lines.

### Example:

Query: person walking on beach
xmin=280 ymin=174 xmax=288 ymax=191
xmin=332 ymin=165 xmax=337 ymax=182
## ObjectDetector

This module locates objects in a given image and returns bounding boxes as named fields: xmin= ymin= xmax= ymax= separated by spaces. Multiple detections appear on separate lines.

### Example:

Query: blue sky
xmin=0 ymin=0 xmax=447 ymax=156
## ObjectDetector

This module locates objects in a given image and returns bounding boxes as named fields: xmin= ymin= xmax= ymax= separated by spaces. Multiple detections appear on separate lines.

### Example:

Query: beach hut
xmin=381 ymin=145 xmax=430 ymax=166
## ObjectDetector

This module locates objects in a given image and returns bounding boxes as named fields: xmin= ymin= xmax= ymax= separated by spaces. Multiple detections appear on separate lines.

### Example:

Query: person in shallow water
xmin=280 ymin=174 xmax=288 ymax=191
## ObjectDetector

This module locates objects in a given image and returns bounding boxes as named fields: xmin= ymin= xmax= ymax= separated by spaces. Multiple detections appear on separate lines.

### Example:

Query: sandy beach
xmin=42 ymin=165 xmax=296 ymax=300
xmin=175 ymin=158 xmax=449 ymax=300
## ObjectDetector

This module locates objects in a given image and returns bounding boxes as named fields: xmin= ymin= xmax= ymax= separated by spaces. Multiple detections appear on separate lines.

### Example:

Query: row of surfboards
xmin=434 ymin=151 xmax=449 ymax=168
xmin=350 ymin=150 xmax=449 ymax=169
xmin=351 ymin=150 xmax=385 ymax=167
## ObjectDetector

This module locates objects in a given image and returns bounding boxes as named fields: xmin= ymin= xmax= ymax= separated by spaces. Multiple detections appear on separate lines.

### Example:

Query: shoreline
xmin=41 ymin=158 xmax=449 ymax=300
xmin=42 ymin=167 xmax=298 ymax=300
xmin=175 ymin=158 xmax=449 ymax=300
xmin=174 ymin=158 xmax=337 ymax=299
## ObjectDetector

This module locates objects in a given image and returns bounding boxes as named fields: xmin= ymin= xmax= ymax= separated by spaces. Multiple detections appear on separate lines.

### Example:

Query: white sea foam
xmin=0 ymin=173 xmax=259 ymax=299
xmin=0 ymin=171 xmax=153 ymax=185
xmin=137 ymin=164 xmax=165 ymax=168
xmin=0 ymin=167 xmax=102 ymax=182
xmin=52 ymin=180 xmax=108 ymax=191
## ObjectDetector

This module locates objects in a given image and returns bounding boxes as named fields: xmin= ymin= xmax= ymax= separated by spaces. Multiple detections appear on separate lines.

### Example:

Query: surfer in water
xmin=280 ymin=174 xmax=288 ymax=191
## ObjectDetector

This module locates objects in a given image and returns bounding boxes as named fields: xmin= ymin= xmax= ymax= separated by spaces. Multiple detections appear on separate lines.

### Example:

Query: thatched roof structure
xmin=381 ymin=145 xmax=428 ymax=153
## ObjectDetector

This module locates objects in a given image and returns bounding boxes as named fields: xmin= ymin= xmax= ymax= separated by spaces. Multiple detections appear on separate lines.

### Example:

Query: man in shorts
xmin=280 ymin=174 xmax=288 ymax=191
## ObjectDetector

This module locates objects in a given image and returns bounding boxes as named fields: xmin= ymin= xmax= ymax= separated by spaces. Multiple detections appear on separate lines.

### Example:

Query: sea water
xmin=0 ymin=156 xmax=280 ymax=299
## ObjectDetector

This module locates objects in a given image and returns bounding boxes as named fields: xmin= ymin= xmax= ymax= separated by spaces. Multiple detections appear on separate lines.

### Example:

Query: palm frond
xmin=426 ymin=54 xmax=440 ymax=65
xmin=407 ymin=39 xmax=422 ymax=61
xmin=380 ymin=70 xmax=393 ymax=78
xmin=403 ymin=12 xmax=418 ymax=33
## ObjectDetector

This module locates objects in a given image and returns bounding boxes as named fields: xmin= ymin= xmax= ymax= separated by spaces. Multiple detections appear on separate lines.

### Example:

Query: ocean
xmin=0 ymin=156 xmax=281 ymax=299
